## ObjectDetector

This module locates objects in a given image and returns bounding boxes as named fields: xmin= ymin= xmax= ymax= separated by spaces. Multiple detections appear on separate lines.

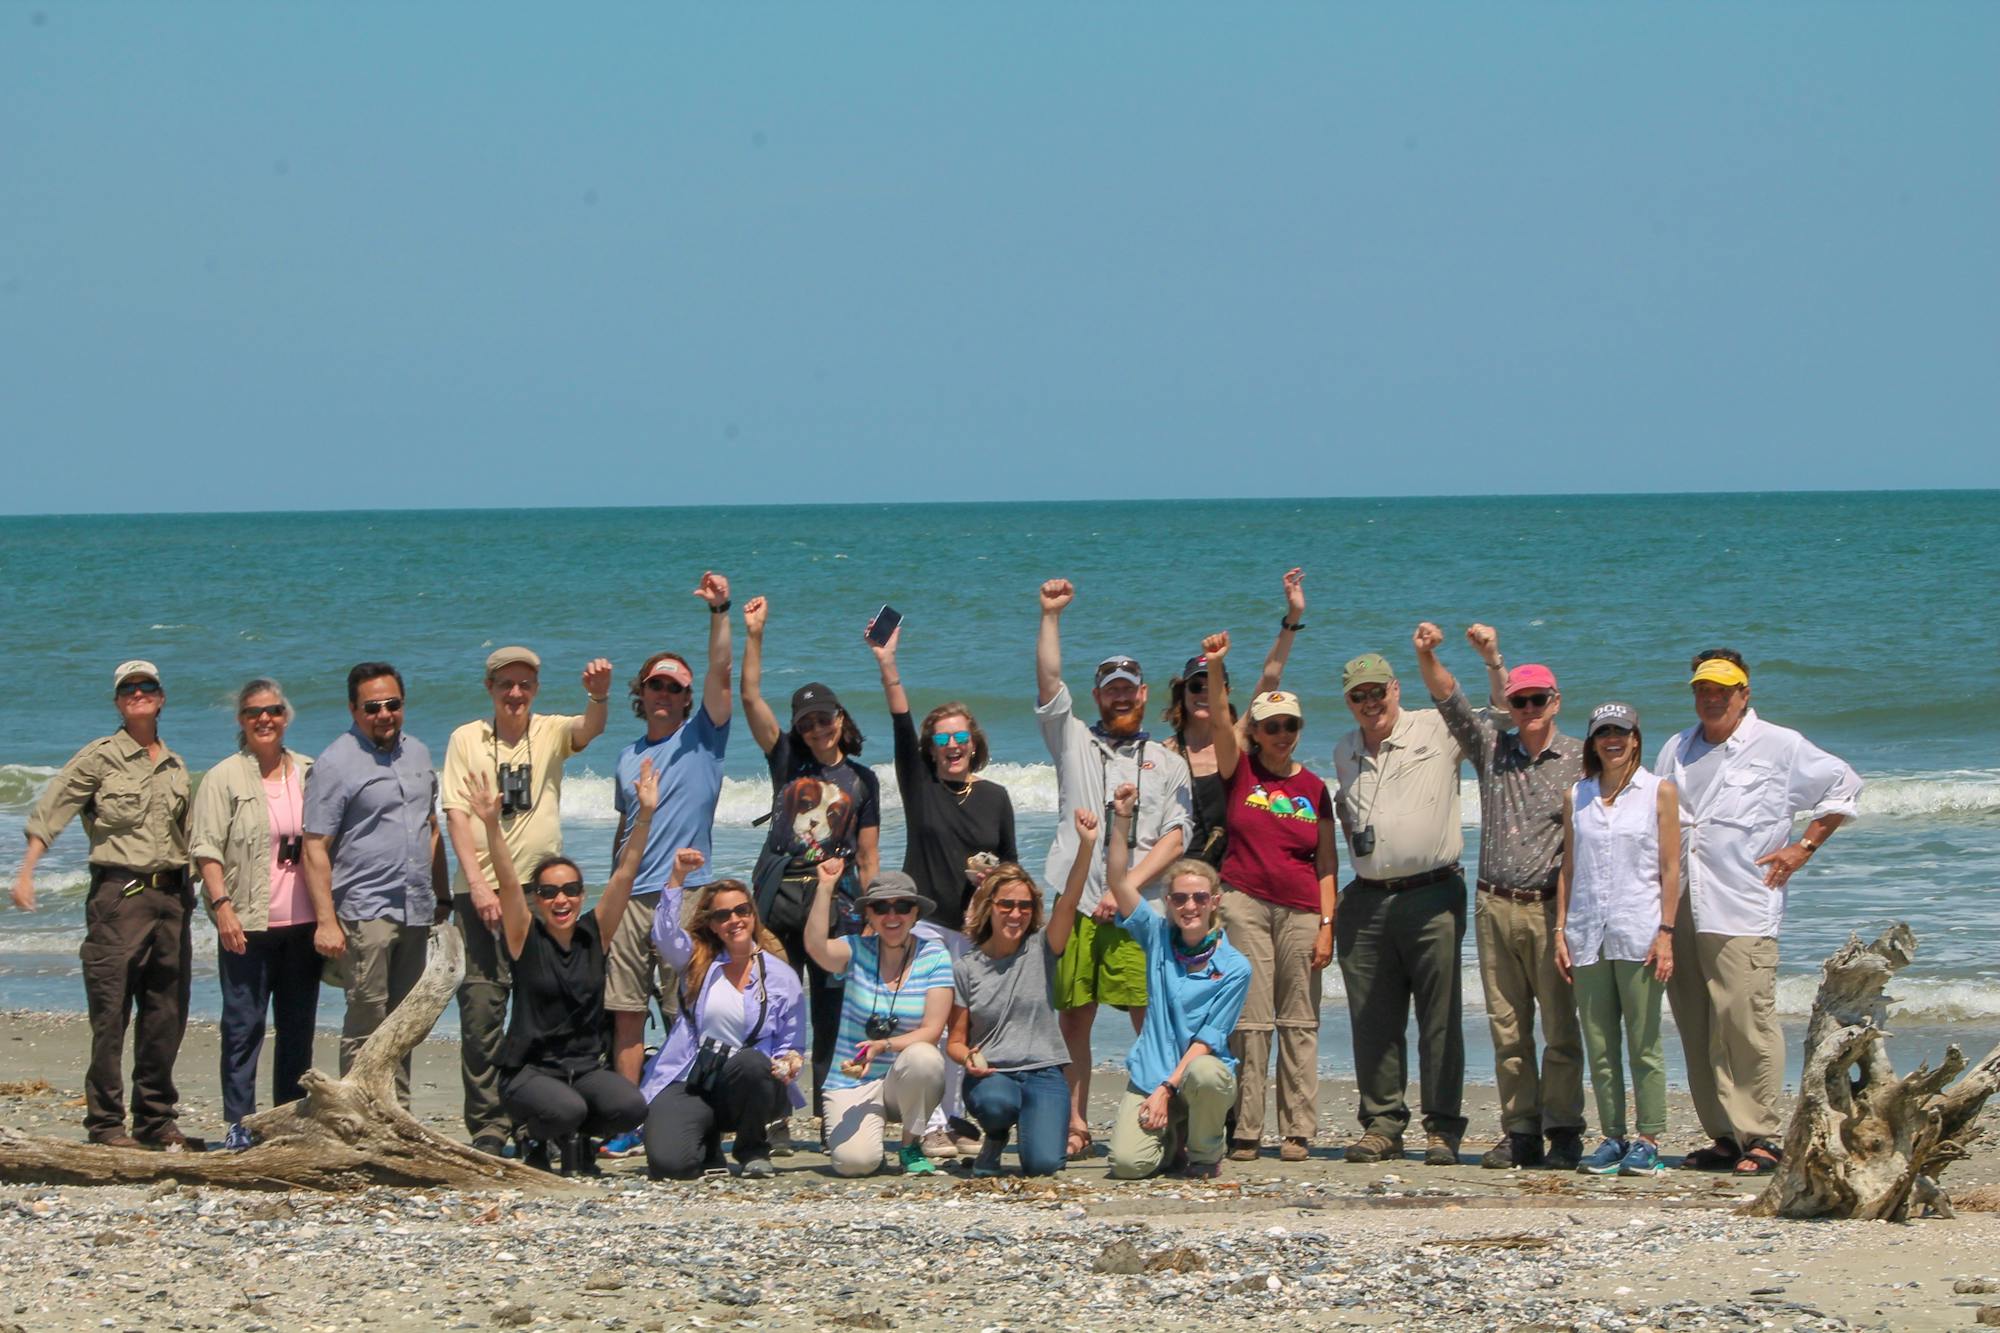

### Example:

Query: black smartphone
xmin=866 ymin=604 xmax=903 ymax=647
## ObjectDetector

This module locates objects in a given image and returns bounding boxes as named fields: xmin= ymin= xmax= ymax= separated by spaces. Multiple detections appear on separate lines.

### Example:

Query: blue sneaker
xmin=1577 ymin=1137 xmax=1626 ymax=1175
xmin=222 ymin=1122 xmax=254 ymax=1153
xmin=1618 ymin=1138 xmax=1665 ymax=1176
xmin=599 ymin=1129 xmax=645 ymax=1158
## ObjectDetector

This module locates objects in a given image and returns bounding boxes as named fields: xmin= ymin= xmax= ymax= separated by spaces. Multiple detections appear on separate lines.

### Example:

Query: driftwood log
xmin=0 ymin=924 xmax=565 ymax=1192
xmin=1750 ymin=924 xmax=2000 ymax=1220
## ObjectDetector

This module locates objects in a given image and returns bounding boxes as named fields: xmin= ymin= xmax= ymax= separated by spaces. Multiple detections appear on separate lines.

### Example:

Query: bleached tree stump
xmin=1750 ymin=924 xmax=2000 ymax=1220
xmin=0 ymin=925 xmax=569 ymax=1192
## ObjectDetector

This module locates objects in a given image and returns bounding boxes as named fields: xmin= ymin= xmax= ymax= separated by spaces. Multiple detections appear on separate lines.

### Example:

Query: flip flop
xmin=1734 ymin=1144 xmax=1782 ymax=1176
xmin=1067 ymin=1128 xmax=1095 ymax=1161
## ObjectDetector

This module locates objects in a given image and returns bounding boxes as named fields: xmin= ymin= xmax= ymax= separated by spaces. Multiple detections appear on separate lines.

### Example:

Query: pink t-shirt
xmin=264 ymin=770 xmax=311 ymax=927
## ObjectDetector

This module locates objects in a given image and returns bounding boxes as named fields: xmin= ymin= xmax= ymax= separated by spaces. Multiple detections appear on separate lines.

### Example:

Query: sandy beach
xmin=4 ymin=1011 xmax=2000 ymax=1330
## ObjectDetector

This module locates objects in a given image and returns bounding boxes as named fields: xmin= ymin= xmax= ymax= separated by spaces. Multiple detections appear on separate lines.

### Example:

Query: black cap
xmin=791 ymin=682 xmax=842 ymax=722
xmin=1182 ymin=653 xmax=1230 ymax=685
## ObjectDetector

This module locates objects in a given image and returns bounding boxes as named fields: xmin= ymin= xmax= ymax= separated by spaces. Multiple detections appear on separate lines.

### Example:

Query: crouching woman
xmin=640 ymin=854 xmax=807 ymax=1179
xmin=1102 ymin=782 xmax=1251 ymax=1180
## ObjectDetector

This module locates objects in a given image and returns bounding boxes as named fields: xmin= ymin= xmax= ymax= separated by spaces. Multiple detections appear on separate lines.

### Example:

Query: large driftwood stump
xmin=1750 ymin=924 xmax=2000 ymax=1220
xmin=0 ymin=924 xmax=565 ymax=1192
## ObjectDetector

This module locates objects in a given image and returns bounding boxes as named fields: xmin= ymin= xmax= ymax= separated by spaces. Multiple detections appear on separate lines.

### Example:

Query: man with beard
xmin=1035 ymin=578 xmax=1194 ymax=1161
xmin=304 ymin=662 xmax=449 ymax=1109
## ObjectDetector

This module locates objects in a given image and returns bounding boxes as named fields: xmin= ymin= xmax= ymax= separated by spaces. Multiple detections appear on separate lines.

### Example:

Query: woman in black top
xmin=869 ymin=618 xmax=1018 ymax=1158
xmin=740 ymin=594 xmax=882 ymax=1122
xmin=465 ymin=761 xmax=656 ymax=1174
xmin=1164 ymin=568 xmax=1307 ymax=867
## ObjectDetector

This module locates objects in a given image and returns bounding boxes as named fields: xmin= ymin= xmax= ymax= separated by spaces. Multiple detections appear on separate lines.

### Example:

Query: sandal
xmin=1067 ymin=1127 xmax=1095 ymax=1161
xmin=1733 ymin=1144 xmax=1782 ymax=1176
xmin=1679 ymin=1138 xmax=1741 ymax=1171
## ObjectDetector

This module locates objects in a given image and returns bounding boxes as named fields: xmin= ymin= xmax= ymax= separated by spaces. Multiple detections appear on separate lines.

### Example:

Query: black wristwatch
xmin=1281 ymin=618 xmax=1305 ymax=632
xmin=710 ymin=600 xmax=732 ymax=614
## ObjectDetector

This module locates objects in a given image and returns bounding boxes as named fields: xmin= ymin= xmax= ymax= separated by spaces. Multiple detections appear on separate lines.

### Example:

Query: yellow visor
xmin=1689 ymin=659 xmax=1749 ymax=689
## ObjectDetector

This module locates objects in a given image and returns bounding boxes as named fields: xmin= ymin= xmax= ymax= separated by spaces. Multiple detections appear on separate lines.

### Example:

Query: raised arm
xmin=693 ymin=571 xmax=734 ymax=727
xmin=803 ymin=854 xmax=854 ymax=974
xmin=1413 ymin=621 xmax=1456 ymax=702
xmin=1035 ymin=579 xmax=1073 ymax=707
xmin=1103 ymin=783 xmax=1144 ymax=920
xmin=1202 ymin=631 xmax=1245 ymax=782
xmin=463 ymin=773 xmax=534 ymax=959
xmin=870 ymin=620 xmax=909 ymax=718
xmin=595 ymin=757 xmax=659 ymax=947
xmin=1464 ymin=624 xmax=1509 ymax=709
xmin=571 ymin=657 xmax=615 ymax=751
xmin=1255 ymin=567 xmax=1307 ymax=693
xmin=738 ymin=594 xmax=782 ymax=753
xmin=1048 ymin=808 xmax=1098 ymax=955
xmin=651 ymin=847 xmax=706 ymax=970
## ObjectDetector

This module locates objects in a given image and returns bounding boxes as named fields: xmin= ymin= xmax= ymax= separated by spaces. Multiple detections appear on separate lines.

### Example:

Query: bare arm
xmin=463 ymin=774 xmax=534 ymax=959
xmin=738 ymin=595 xmax=782 ymax=753
xmin=444 ymin=808 xmax=500 ymax=930
xmin=1104 ymin=784 xmax=1144 ymax=920
xmin=855 ymin=824 xmax=880 ymax=891
xmin=694 ymin=573 xmax=734 ymax=727
xmin=871 ymin=622 xmax=909 ymax=717
xmin=1254 ymin=567 xmax=1306 ymax=694
xmin=1643 ymin=780 xmax=1681 ymax=983
xmin=570 ymin=658 xmax=615 ymax=751
xmin=12 ymin=834 xmax=50 ymax=911
xmin=804 ymin=855 xmax=853 ymax=973
xmin=1048 ymin=809 xmax=1097 ymax=955
xmin=1311 ymin=807 xmax=1338 ymax=969
xmin=1202 ymin=632 xmax=1244 ymax=781
xmin=1035 ymin=579 xmax=1074 ymax=707
xmin=595 ymin=758 xmax=660 ymax=948
xmin=945 ymin=1004 xmax=976 ymax=1068
xmin=303 ymin=833 xmax=343 ymax=959
xmin=1464 ymin=624 xmax=1509 ymax=709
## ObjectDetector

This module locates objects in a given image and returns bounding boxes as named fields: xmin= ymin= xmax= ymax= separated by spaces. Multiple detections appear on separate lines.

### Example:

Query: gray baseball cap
xmin=1587 ymin=702 xmax=1640 ymax=737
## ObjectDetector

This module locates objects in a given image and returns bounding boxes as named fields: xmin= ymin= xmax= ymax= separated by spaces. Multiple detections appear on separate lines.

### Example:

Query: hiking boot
xmin=1544 ymin=1128 xmax=1585 ymax=1172
xmin=1340 ymin=1131 xmax=1404 ymax=1164
xmin=1578 ymin=1137 xmax=1628 ymax=1175
xmin=1423 ymin=1132 xmax=1461 ymax=1166
xmin=1227 ymin=1139 xmax=1261 ymax=1162
xmin=90 ymin=1130 xmax=142 ymax=1150
xmin=1279 ymin=1137 xmax=1311 ymax=1163
xmin=138 ymin=1124 xmax=201 ymax=1153
xmin=1481 ymin=1132 xmax=1544 ymax=1170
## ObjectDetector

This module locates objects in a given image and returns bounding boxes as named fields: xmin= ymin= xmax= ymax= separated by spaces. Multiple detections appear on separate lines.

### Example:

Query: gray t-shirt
xmin=952 ymin=934 xmax=1068 ymax=1072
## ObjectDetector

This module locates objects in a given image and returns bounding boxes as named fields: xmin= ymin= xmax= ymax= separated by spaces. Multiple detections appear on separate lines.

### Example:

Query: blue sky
xmin=3 ymin=3 xmax=1995 ymax=513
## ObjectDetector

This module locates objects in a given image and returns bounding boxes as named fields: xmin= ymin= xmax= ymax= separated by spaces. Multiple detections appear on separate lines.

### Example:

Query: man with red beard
xmin=1035 ymin=578 xmax=1194 ymax=1161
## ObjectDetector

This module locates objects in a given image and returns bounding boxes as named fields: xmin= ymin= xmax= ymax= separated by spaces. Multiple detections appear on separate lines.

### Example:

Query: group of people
xmin=10 ymin=568 xmax=1863 ymax=1184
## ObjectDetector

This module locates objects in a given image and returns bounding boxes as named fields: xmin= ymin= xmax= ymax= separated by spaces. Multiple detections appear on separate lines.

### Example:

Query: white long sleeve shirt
xmin=1655 ymin=709 xmax=1862 ymax=939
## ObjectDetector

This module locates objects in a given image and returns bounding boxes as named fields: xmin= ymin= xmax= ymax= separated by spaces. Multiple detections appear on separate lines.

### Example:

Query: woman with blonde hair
xmin=944 ymin=838 xmax=1089 ymax=1176
xmin=640 ymin=859 xmax=807 ymax=1180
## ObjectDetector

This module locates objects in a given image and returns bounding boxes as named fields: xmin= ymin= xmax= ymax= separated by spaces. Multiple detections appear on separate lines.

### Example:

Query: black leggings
xmin=644 ymin=1048 xmax=793 ymax=1179
xmin=499 ymin=1065 xmax=646 ymax=1143
xmin=772 ymin=920 xmax=845 ymax=1119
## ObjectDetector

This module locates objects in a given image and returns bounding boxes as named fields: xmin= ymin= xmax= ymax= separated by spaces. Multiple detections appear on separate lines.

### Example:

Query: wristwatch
xmin=710 ymin=600 xmax=732 ymax=614
xmin=1319 ymin=915 xmax=1333 ymax=927
xmin=1281 ymin=618 xmax=1305 ymax=632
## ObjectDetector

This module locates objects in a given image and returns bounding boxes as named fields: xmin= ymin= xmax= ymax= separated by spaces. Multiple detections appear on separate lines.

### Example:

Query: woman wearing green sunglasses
xmin=868 ymin=618 xmax=1018 ymax=1160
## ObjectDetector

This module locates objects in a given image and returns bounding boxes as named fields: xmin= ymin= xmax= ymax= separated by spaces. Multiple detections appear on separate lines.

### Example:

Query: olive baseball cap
xmin=1341 ymin=653 xmax=1396 ymax=691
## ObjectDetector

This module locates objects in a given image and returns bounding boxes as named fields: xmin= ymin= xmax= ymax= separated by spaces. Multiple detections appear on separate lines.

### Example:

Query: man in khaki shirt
xmin=439 ymin=645 xmax=612 ymax=1155
xmin=12 ymin=660 xmax=197 ymax=1149
xmin=1330 ymin=640 xmax=1471 ymax=1167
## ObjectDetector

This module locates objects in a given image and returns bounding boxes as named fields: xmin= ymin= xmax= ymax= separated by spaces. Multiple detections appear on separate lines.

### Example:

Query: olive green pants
xmin=1572 ymin=958 xmax=1667 ymax=1140
xmin=1108 ymin=1055 xmax=1236 ymax=1178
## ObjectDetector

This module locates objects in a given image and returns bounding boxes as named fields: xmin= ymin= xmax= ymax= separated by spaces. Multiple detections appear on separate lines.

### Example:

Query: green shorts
xmin=1054 ymin=914 xmax=1149 ymax=1011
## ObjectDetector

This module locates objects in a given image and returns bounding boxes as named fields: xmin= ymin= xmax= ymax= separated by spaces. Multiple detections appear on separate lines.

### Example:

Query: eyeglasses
xmin=1167 ymin=891 xmax=1214 ymax=908
xmin=532 ymin=881 xmax=584 ymax=900
xmin=866 ymin=899 xmax=918 ymax=917
xmin=116 ymin=680 xmax=162 ymax=697
xmin=643 ymin=677 xmax=688 ymax=695
xmin=493 ymin=678 xmax=536 ymax=695
xmin=1346 ymin=685 xmax=1388 ymax=705
xmin=361 ymin=697 xmax=404 ymax=716
xmin=1507 ymin=692 xmax=1553 ymax=710
xmin=1258 ymin=717 xmax=1301 ymax=735
xmin=992 ymin=898 xmax=1036 ymax=915
xmin=798 ymin=712 xmax=836 ymax=732
xmin=706 ymin=902 xmax=756 ymax=924
xmin=239 ymin=704 xmax=286 ymax=720
xmin=930 ymin=730 xmax=972 ymax=748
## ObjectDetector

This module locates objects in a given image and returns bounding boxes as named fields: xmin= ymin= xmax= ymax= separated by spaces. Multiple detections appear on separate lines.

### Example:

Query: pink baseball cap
xmin=1504 ymin=664 xmax=1558 ymax=695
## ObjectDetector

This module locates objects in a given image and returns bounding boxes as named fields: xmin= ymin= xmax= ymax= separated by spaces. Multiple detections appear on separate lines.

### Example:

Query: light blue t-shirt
xmin=614 ymin=705 xmax=729 ymax=893
xmin=1118 ymin=903 xmax=1251 ymax=1096
xmin=823 ymin=935 xmax=956 ymax=1092
xmin=302 ymin=725 xmax=439 ymax=926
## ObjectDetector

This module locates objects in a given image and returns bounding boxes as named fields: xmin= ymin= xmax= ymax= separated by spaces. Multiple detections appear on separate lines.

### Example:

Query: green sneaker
xmin=898 ymin=1142 xmax=938 ymax=1176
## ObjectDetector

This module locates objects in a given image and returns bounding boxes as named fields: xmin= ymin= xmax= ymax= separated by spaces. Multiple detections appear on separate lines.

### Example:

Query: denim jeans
xmin=963 ymin=1064 xmax=1070 ymax=1176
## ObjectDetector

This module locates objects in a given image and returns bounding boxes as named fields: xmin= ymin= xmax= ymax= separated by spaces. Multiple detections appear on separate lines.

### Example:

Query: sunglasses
xmin=1346 ymin=685 xmax=1388 ymax=705
xmin=930 ymin=730 xmax=973 ymax=748
xmin=706 ymin=902 xmax=756 ymax=924
xmin=239 ymin=704 xmax=286 ymax=720
xmin=532 ymin=880 xmax=584 ymax=900
xmin=116 ymin=680 xmax=162 ymax=697
xmin=992 ymin=897 xmax=1036 ymax=914
xmin=1258 ymin=717 xmax=1301 ymax=735
xmin=866 ymin=899 xmax=918 ymax=917
xmin=361 ymin=697 xmax=404 ymax=716
xmin=1507 ymin=692 xmax=1553 ymax=710
xmin=1592 ymin=726 xmax=1634 ymax=740
xmin=643 ymin=677 xmax=689 ymax=695
xmin=1184 ymin=676 xmax=1209 ymax=695
xmin=1167 ymin=891 xmax=1214 ymax=908
xmin=798 ymin=712 xmax=837 ymax=732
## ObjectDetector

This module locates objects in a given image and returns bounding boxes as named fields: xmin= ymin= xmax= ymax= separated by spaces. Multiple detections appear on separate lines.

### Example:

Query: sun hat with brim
xmin=854 ymin=870 xmax=935 ymax=920
xmin=1342 ymin=653 xmax=1395 ymax=691
xmin=485 ymin=646 xmax=542 ymax=676
xmin=1587 ymin=702 xmax=1640 ymax=737
xmin=113 ymin=659 xmax=161 ymax=691
xmin=1689 ymin=659 xmax=1749 ymax=689
xmin=1248 ymin=690 xmax=1303 ymax=723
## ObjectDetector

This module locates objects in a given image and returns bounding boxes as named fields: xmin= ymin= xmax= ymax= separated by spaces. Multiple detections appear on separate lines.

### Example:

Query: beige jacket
xmin=189 ymin=748 xmax=312 ymax=933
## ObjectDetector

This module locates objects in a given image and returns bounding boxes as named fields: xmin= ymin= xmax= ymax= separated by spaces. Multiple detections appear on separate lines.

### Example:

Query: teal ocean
xmin=3 ymin=493 xmax=1997 ymax=1087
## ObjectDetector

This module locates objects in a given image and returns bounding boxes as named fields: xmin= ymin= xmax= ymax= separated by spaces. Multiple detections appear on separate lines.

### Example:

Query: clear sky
xmin=3 ymin=3 xmax=1995 ymax=513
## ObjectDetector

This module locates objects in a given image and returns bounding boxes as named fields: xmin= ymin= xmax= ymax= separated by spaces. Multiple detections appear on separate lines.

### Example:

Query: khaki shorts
xmin=1053 ymin=914 xmax=1149 ymax=1011
xmin=603 ymin=891 xmax=680 ymax=1019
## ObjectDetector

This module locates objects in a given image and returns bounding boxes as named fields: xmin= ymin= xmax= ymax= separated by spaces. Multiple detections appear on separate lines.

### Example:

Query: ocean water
xmin=3 ymin=493 xmax=1997 ymax=1091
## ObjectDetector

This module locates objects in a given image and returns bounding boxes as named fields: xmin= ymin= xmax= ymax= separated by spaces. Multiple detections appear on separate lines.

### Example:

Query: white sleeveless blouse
xmin=1564 ymin=766 xmax=1665 ymax=967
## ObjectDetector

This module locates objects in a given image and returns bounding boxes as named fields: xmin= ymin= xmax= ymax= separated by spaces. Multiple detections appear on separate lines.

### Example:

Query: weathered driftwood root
xmin=1750 ymin=924 xmax=2000 ymax=1220
xmin=0 ymin=925 xmax=567 ymax=1192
